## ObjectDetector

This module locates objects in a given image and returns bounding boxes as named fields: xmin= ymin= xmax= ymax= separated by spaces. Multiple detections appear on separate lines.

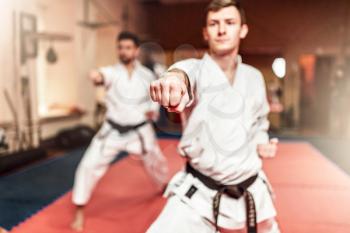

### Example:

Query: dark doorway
xmin=299 ymin=55 xmax=334 ymax=135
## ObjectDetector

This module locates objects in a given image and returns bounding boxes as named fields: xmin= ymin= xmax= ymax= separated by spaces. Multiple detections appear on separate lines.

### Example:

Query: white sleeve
xmin=252 ymin=72 xmax=270 ymax=145
xmin=98 ymin=66 xmax=114 ymax=87
xmin=168 ymin=59 xmax=200 ymax=106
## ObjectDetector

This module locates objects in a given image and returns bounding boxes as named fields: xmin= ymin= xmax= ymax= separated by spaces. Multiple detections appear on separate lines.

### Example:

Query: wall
xmin=0 ymin=0 xmax=148 ymax=144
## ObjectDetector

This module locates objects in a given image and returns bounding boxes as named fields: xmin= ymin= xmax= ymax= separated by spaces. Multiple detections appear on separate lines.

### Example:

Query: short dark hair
xmin=206 ymin=0 xmax=246 ymax=25
xmin=117 ymin=31 xmax=140 ymax=47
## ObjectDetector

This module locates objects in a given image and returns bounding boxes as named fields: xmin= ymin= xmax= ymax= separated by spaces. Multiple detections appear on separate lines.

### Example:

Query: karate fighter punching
xmin=147 ymin=1 xmax=280 ymax=232
xmin=71 ymin=31 xmax=168 ymax=231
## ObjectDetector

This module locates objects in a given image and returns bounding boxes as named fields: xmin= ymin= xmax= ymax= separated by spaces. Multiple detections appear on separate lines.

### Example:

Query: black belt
xmin=186 ymin=163 xmax=258 ymax=233
xmin=106 ymin=119 xmax=148 ymax=154
xmin=106 ymin=119 xmax=147 ymax=134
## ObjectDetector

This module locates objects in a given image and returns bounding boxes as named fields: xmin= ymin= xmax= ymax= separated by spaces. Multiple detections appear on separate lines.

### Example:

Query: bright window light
xmin=272 ymin=57 xmax=286 ymax=79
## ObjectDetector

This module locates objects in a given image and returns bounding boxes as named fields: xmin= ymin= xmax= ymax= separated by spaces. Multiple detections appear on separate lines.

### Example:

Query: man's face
xmin=203 ymin=6 xmax=248 ymax=55
xmin=117 ymin=39 xmax=138 ymax=64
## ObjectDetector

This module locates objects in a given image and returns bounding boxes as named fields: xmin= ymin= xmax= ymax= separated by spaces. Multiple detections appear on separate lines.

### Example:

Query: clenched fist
xmin=150 ymin=70 xmax=191 ymax=113
xmin=89 ymin=70 xmax=104 ymax=86
xmin=257 ymin=138 xmax=279 ymax=158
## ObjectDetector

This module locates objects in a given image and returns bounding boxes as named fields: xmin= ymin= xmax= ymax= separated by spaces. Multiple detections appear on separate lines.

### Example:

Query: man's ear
xmin=240 ymin=24 xmax=249 ymax=39
xmin=202 ymin=27 xmax=209 ymax=42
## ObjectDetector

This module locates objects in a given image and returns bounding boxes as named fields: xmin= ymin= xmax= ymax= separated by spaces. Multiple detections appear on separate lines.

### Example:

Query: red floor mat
xmin=264 ymin=142 xmax=350 ymax=233
xmin=9 ymin=140 xmax=350 ymax=233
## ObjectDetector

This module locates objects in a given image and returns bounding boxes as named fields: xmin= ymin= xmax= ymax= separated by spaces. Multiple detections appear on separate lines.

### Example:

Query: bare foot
xmin=71 ymin=206 xmax=84 ymax=232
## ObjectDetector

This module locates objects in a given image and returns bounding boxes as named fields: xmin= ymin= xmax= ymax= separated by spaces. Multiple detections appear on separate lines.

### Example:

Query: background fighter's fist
xmin=89 ymin=70 xmax=104 ymax=86
xmin=150 ymin=71 xmax=190 ymax=113
xmin=257 ymin=138 xmax=279 ymax=158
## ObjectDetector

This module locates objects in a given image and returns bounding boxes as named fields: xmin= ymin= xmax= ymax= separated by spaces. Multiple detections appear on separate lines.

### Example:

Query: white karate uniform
xmin=147 ymin=54 xmax=279 ymax=233
xmin=72 ymin=61 xmax=168 ymax=206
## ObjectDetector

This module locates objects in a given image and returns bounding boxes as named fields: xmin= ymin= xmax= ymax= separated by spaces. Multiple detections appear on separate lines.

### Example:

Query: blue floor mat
xmin=0 ymin=147 xmax=130 ymax=230
xmin=0 ymin=148 xmax=86 ymax=230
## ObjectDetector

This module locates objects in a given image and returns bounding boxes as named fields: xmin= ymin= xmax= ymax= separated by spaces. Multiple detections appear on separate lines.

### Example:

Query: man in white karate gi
xmin=71 ymin=31 xmax=168 ymax=231
xmin=147 ymin=0 xmax=280 ymax=232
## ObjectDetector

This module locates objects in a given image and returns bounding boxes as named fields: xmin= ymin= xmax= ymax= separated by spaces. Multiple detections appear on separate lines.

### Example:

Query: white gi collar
xmin=202 ymin=53 xmax=243 ymax=88
xmin=202 ymin=53 xmax=242 ymax=66
xmin=117 ymin=60 xmax=142 ymax=78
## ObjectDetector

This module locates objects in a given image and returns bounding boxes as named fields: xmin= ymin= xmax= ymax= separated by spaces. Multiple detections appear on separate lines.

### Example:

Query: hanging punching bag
xmin=46 ymin=46 xmax=58 ymax=64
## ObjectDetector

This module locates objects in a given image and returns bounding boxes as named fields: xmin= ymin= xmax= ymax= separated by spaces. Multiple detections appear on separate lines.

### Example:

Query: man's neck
xmin=122 ymin=60 xmax=136 ymax=78
xmin=210 ymin=49 xmax=239 ymax=85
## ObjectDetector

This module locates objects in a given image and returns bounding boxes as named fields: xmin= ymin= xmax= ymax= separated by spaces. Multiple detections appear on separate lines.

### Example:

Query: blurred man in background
xmin=71 ymin=31 xmax=168 ymax=231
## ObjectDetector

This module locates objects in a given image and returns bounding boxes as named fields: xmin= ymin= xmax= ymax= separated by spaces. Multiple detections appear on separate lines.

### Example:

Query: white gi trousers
xmin=72 ymin=121 xmax=168 ymax=206
xmin=147 ymin=171 xmax=280 ymax=233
